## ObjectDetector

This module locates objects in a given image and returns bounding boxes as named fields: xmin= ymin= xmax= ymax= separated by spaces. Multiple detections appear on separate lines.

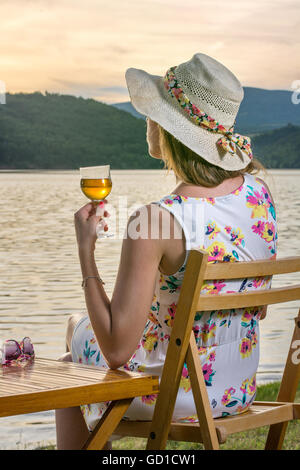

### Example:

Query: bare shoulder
xmin=126 ymin=203 xmax=183 ymax=241
xmin=120 ymin=204 xmax=163 ymax=267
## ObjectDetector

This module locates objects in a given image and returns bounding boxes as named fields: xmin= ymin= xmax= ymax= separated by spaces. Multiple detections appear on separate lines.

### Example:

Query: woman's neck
xmin=173 ymin=174 xmax=244 ymax=198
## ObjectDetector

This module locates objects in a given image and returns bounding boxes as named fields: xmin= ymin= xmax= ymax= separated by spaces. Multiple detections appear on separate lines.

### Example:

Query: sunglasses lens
xmin=3 ymin=341 xmax=21 ymax=361
xmin=21 ymin=337 xmax=34 ymax=356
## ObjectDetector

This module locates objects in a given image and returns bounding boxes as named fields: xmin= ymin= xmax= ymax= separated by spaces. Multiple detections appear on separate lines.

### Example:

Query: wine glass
xmin=79 ymin=165 xmax=113 ymax=238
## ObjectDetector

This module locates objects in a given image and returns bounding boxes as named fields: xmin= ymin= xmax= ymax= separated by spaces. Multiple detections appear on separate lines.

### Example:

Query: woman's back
xmin=122 ymin=172 xmax=277 ymax=421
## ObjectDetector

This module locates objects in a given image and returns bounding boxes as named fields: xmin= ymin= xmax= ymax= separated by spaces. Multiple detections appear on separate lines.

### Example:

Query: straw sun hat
xmin=125 ymin=53 xmax=253 ymax=171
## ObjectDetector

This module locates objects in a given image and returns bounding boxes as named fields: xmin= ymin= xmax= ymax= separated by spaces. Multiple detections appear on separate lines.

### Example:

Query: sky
xmin=1 ymin=0 xmax=300 ymax=104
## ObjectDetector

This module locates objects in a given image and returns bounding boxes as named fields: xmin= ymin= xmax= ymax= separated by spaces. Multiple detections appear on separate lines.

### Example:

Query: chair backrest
xmin=146 ymin=250 xmax=300 ymax=449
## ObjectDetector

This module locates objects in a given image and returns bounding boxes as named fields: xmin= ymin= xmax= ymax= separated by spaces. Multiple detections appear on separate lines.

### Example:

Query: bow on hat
xmin=216 ymin=126 xmax=253 ymax=158
xmin=164 ymin=67 xmax=253 ymax=160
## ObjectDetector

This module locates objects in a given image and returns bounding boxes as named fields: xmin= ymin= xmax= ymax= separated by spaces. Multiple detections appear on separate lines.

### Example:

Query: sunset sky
xmin=1 ymin=0 xmax=299 ymax=104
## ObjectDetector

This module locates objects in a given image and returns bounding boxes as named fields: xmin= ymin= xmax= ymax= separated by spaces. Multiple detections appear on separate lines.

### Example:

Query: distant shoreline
xmin=0 ymin=168 xmax=167 ymax=173
xmin=1 ymin=168 xmax=300 ymax=174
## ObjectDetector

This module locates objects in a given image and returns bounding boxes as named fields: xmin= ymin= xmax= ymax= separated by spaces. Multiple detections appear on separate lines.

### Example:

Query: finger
xmin=75 ymin=202 xmax=94 ymax=219
xmin=84 ymin=202 xmax=95 ymax=211
xmin=97 ymin=200 xmax=106 ymax=209
xmin=98 ymin=219 xmax=106 ymax=229
xmin=88 ymin=205 xmax=99 ymax=219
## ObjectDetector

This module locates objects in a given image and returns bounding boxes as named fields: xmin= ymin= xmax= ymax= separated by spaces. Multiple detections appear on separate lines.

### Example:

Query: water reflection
xmin=0 ymin=169 xmax=299 ymax=448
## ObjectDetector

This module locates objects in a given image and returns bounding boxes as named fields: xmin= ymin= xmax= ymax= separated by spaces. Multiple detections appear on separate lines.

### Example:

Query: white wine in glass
xmin=79 ymin=165 xmax=113 ymax=238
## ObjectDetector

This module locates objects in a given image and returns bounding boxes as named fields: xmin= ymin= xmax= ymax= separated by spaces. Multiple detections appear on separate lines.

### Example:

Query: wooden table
xmin=0 ymin=357 xmax=159 ymax=449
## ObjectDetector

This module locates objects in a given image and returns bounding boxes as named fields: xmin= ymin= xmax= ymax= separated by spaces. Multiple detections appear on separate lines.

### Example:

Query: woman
xmin=55 ymin=53 xmax=277 ymax=449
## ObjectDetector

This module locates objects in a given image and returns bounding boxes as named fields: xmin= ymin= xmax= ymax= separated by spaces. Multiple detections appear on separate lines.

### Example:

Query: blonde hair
xmin=157 ymin=124 xmax=265 ymax=187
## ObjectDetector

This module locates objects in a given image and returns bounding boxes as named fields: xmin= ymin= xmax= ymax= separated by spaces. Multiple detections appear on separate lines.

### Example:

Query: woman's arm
xmin=74 ymin=202 xmax=164 ymax=369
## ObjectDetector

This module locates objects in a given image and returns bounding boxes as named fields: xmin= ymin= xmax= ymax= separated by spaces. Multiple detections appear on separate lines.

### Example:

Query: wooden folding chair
xmin=0 ymin=357 xmax=159 ymax=450
xmin=115 ymin=249 xmax=300 ymax=450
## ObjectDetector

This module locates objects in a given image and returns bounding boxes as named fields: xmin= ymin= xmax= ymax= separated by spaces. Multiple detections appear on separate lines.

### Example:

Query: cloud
xmin=1 ymin=0 xmax=299 ymax=102
xmin=49 ymin=79 xmax=129 ymax=103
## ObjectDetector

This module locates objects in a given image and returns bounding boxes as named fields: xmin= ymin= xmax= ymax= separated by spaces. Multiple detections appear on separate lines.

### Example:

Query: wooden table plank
xmin=0 ymin=358 xmax=159 ymax=418
xmin=0 ymin=358 xmax=156 ymax=384
xmin=36 ymin=358 xmax=144 ymax=378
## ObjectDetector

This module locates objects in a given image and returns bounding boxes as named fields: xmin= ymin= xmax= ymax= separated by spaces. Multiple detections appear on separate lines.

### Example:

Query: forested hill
xmin=0 ymin=92 xmax=299 ymax=169
xmin=252 ymin=123 xmax=300 ymax=168
xmin=113 ymin=87 xmax=300 ymax=135
xmin=0 ymin=92 xmax=161 ymax=170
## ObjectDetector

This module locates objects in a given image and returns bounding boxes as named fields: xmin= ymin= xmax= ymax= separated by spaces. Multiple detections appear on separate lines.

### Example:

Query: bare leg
xmin=55 ymin=352 xmax=89 ymax=449
xmin=65 ymin=313 xmax=86 ymax=353
xmin=55 ymin=315 xmax=112 ymax=450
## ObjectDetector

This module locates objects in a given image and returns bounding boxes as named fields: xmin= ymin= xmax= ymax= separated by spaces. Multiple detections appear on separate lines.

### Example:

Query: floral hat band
xmin=163 ymin=66 xmax=253 ymax=160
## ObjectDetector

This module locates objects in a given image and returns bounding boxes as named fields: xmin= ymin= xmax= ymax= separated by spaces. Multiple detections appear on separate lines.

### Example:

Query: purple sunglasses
xmin=1 ymin=337 xmax=35 ymax=366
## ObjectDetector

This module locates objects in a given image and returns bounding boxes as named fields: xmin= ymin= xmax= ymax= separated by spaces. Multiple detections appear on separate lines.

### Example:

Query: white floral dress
xmin=71 ymin=172 xmax=277 ymax=432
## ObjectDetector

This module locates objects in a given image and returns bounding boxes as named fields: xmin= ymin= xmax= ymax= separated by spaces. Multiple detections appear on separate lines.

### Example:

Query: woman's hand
xmin=74 ymin=200 xmax=109 ymax=252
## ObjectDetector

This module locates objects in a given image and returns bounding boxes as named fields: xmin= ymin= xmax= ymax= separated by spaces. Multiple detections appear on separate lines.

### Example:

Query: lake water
xmin=0 ymin=169 xmax=299 ymax=449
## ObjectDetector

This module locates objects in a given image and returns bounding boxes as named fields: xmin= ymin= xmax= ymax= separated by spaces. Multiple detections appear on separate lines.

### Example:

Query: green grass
xmin=36 ymin=381 xmax=300 ymax=450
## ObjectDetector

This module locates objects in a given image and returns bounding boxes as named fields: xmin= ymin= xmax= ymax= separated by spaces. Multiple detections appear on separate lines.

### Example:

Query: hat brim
xmin=125 ymin=67 xmax=252 ymax=171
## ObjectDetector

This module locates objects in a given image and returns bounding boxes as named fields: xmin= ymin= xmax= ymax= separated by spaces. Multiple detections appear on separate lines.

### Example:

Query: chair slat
xmin=116 ymin=403 xmax=295 ymax=442
xmin=215 ymin=403 xmax=294 ymax=436
xmin=197 ymin=285 xmax=300 ymax=310
xmin=83 ymin=399 xmax=134 ymax=450
xmin=204 ymin=256 xmax=300 ymax=280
